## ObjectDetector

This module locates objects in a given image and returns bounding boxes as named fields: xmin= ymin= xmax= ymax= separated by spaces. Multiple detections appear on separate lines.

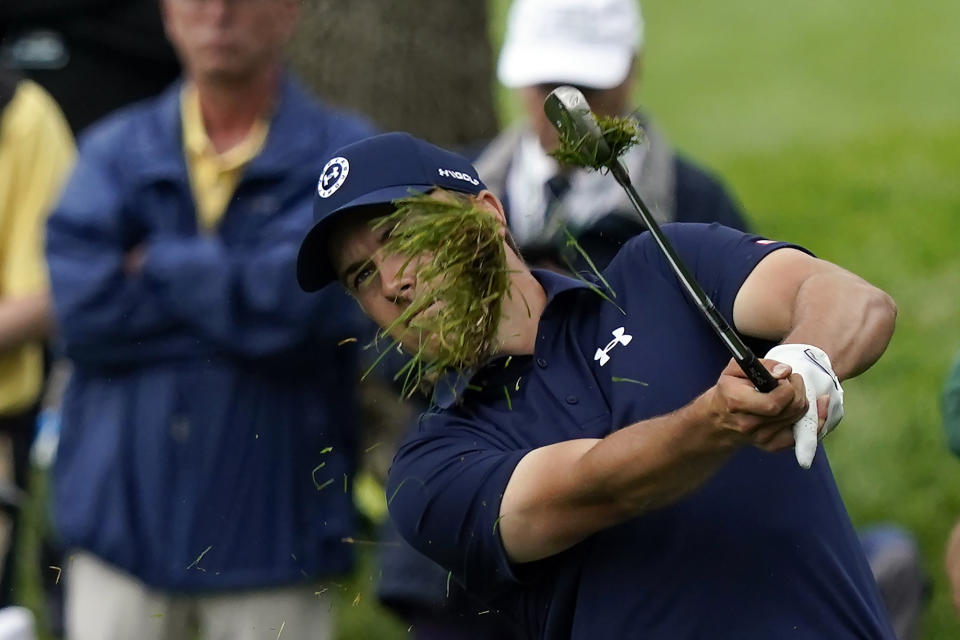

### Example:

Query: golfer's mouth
xmin=407 ymin=300 xmax=442 ymax=328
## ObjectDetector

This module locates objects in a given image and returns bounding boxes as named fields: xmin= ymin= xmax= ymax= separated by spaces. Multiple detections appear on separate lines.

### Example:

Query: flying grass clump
xmin=370 ymin=192 xmax=510 ymax=396
xmin=551 ymin=114 xmax=644 ymax=170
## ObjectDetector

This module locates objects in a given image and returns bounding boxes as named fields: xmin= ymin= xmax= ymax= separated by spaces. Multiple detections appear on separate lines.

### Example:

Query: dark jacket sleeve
xmin=45 ymin=135 xmax=193 ymax=366
xmin=673 ymin=155 xmax=752 ymax=233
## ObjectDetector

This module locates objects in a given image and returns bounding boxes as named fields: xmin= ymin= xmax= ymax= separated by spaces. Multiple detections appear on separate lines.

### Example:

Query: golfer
xmin=297 ymin=132 xmax=897 ymax=639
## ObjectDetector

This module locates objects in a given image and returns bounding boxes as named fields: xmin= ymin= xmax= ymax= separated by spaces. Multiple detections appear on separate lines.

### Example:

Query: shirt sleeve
xmin=386 ymin=410 xmax=532 ymax=597
xmin=0 ymin=81 xmax=75 ymax=298
xmin=623 ymin=222 xmax=811 ymax=325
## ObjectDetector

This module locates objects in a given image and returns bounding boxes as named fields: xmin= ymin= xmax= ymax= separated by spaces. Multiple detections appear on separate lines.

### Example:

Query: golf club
xmin=544 ymin=86 xmax=778 ymax=393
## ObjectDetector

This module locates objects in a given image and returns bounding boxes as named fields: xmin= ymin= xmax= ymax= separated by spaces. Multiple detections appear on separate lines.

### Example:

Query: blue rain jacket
xmin=46 ymin=76 xmax=376 ymax=590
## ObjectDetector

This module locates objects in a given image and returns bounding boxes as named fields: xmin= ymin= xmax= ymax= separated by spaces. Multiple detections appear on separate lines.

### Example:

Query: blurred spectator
xmin=0 ymin=0 xmax=181 ymax=135
xmin=474 ymin=0 xmax=749 ymax=273
xmin=43 ymin=1 xmax=374 ymax=639
xmin=0 ymin=69 xmax=74 ymax=611
xmin=860 ymin=524 xmax=929 ymax=640
xmin=944 ymin=350 xmax=960 ymax=458
xmin=2 ymin=3 xmax=178 ymax=632
xmin=949 ymin=524 xmax=960 ymax=620
xmin=944 ymin=351 xmax=960 ymax=619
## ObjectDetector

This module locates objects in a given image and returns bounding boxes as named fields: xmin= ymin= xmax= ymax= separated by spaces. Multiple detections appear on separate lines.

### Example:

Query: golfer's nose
xmin=380 ymin=253 xmax=415 ymax=303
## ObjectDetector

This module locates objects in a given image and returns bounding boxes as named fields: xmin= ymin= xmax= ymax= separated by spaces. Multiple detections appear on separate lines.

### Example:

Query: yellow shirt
xmin=180 ymin=85 xmax=269 ymax=231
xmin=0 ymin=80 xmax=75 ymax=412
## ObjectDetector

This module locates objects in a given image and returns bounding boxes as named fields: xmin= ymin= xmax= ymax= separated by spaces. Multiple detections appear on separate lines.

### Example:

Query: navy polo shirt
xmin=387 ymin=223 xmax=894 ymax=640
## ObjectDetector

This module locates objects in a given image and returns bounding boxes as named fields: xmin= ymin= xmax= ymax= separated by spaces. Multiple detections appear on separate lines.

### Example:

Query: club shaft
xmin=610 ymin=162 xmax=778 ymax=393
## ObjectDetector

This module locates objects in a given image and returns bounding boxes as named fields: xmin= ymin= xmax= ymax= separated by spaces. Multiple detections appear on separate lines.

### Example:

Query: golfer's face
xmin=329 ymin=212 xmax=438 ymax=356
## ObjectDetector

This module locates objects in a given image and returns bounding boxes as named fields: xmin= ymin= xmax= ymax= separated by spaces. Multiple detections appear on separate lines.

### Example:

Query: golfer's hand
xmin=765 ymin=344 xmax=845 ymax=469
xmin=702 ymin=358 xmax=810 ymax=453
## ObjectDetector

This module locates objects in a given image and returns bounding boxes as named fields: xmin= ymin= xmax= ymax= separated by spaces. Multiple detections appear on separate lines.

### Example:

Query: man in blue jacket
xmin=45 ymin=1 xmax=374 ymax=638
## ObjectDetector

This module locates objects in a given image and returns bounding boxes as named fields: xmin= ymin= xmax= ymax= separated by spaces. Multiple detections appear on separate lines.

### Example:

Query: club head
xmin=543 ymin=86 xmax=614 ymax=165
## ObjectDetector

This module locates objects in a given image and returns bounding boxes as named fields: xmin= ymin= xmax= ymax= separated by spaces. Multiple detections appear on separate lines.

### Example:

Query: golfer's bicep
xmin=734 ymin=248 xmax=823 ymax=340
xmin=498 ymin=438 xmax=604 ymax=564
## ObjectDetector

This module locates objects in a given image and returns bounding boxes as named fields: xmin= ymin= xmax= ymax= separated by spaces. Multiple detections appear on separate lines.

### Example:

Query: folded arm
xmin=139 ymin=214 xmax=337 ymax=360
xmin=45 ymin=149 xmax=191 ymax=366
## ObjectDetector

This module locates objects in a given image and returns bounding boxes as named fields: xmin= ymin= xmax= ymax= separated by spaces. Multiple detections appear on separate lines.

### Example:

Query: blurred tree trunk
xmin=287 ymin=0 xmax=499 ymax=151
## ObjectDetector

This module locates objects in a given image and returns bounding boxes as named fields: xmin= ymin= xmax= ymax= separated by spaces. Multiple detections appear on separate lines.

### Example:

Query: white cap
xmin=497 ymin=0 xmax=644 ymax=90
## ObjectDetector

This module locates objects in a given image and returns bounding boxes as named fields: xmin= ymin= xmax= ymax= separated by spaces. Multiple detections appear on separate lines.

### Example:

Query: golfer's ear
xmin=476 ymin=190 xmax=507 ymax=227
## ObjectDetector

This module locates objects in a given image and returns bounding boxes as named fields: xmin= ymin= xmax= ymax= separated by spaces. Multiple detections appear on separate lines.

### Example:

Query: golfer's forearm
xmin=782 ymin=272 xmax=896 ymax=380
xmin=575 ymin=396 xmax=736 ymax=518
xmin=501 ymin=396 xmax=736 ymax=563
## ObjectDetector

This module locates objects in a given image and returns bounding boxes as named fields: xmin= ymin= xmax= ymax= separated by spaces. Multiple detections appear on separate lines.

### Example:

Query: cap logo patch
xmin=438 ymin=167 xmax=480 ymax=186
xmin=317 ymin=157 xmax=350 ymax=198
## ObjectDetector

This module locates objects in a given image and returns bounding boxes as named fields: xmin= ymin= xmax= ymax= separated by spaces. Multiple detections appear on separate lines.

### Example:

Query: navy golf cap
xmin=296 ymin=132 xmax=487 ymax=292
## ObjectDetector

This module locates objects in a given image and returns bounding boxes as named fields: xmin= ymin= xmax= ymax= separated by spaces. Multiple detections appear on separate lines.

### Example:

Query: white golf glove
xmin=764 ymin=343 xmax=844 ymax=469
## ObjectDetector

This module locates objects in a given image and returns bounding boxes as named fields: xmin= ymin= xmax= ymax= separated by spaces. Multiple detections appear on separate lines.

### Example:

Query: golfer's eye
xmin=379 ymin=225 xmax=395 ymax=244
xmin=352 ymin=263 xmax=376 ymax=290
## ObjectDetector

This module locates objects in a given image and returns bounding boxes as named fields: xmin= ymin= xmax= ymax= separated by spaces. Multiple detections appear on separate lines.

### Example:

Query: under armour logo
xmin=594 ymin=327 xmax=632 ymax=366
xmin=323 ymin=166 xmax=340 ymax=187
xmin=317 ymin=157 xmax=350 ymax=198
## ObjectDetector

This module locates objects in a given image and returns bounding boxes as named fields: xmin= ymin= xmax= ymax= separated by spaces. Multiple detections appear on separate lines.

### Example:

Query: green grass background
xmin=19 ymin=0 xmax=960 ymax=638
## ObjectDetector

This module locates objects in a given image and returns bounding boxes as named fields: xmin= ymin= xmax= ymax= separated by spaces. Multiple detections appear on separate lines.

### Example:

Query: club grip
xmin=740 ymin=354 xmax=778 ymax=393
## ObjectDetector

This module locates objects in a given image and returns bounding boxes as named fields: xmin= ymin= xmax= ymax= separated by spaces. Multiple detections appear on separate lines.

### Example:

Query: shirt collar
xmin=431 ymin=269 xmax=593 ymax=409
xmin=180 ymin=83 xmax=269 ymax=170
